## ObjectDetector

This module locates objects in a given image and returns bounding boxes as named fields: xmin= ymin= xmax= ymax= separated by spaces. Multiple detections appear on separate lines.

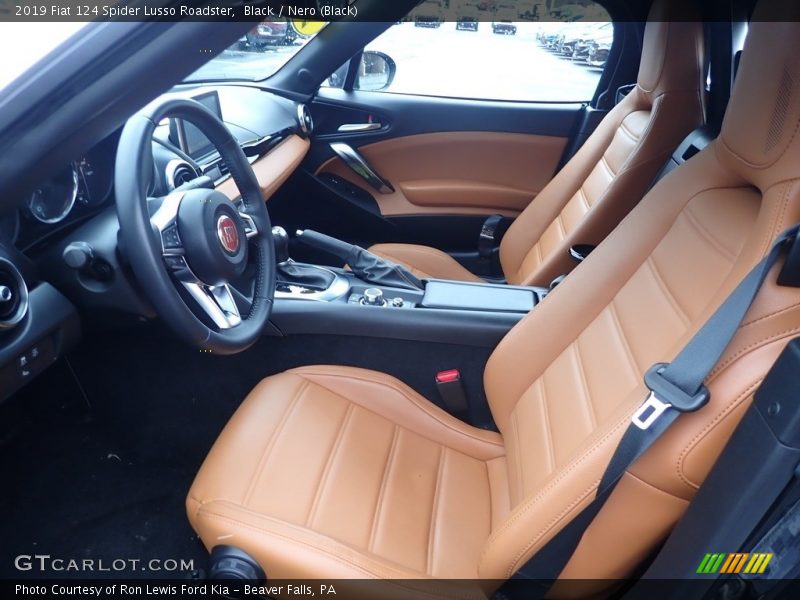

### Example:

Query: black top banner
xmin=1 ymin=0 xmax=799 ymax=23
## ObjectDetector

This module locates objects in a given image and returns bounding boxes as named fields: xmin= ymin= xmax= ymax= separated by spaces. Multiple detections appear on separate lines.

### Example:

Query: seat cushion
xmin=187 ymin=366 xmax=508 ymax=580
xmin=368 ymin=243 xmax=484 ymax=283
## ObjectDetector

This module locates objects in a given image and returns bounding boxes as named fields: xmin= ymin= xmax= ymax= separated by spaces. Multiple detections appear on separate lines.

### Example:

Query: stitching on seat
xmin=195 ymin=508 xmax=486 ymax=598
xmin=607 ymin=301 xmax=644 ymax=378
xmin=709 ymin=324 xmax=800 ymax=384
xmin=290 ymin=370 xmax=504 ymax=451
xmin=305 ymin=402 xmax=355 ymax=528
xmin=676 ymin=379 xmax=762 ymax=489
xmin=645 ymin=256 xmax=691 ymax=326
xmin=485 ymin=460 xmax=494 ymax=533
xmin=681 ymin=203 xmax=740 ymax=261
xmin=197 ymin=509 xmax=408 ymax=580
xmin=242 ymin=380 xmax=307 ymax=508
xmin=555 ymin=213 xmax=567 ymax=239
xmin=618 ymin=120 xmax=642 ymax=143
xmin=368 ymin=425 xmax=399 ymax=553
xmin=538 ymin=375 xmax=556 ymax=476
xmin=572 ymin=340 xmax=598 ymax=430
xmin=506 ymin=479 xmax=602 ymax=577
xmin=599 ymin=154 xmax=617 ymax=179
xmin=677 ymin=328 xmax=800 ymax=491
xmin=767 ymin=180 xmax=794 ymax=256
xmin=480 ymin=413 xmax=631 ymax=571
xmin=496 ymin=184 xmax=727 ymax=408
xmin=576 ymin=186 xmax=591 ymax=211
xmin=426 ymin=446 xmax=446 ymax=576
xmin=741 ymin=300 xmax=800 ymax=329
xmin=509 ymin=411 xmax=525 ymax=500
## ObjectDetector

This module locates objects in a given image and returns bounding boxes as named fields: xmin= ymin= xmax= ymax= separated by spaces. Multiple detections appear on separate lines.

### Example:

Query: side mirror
xmin=354 ymin=51 xmax=396 ymax=91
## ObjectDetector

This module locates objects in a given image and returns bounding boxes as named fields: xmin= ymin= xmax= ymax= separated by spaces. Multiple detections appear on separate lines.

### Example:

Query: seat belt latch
xmin=569 ymin=244 xmax=596 ymax=263
xmin=478 ymin=215 xmax=505 ymax=259
xmin=632 ymin=392 xmax=672 ymax=430
xmin=436 ymin=369 xmax=468 ymax=413
xmin=632 ymin=363 xmax=711 ymax=430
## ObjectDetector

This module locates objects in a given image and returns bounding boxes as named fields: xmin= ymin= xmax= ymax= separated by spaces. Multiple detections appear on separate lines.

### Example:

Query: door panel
xmin=281 ymin=88 xmax=584 ymax=257
xmin=316 ymin=131 xmax=568 ymax=216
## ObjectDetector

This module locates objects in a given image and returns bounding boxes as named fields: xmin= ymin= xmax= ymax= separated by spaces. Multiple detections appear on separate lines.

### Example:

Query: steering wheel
xmin=115 ymin=98 xmax=275 ymax=354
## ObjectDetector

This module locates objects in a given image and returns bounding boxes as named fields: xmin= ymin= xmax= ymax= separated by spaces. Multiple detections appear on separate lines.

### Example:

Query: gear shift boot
xmin=276 ymin=262 xmax=336 ymax=290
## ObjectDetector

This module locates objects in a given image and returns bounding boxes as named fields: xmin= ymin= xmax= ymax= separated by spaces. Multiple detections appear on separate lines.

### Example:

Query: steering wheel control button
xmin=162 ymin=224 xmax=182 ymax=250
xmin=217 ymin=215 xmax=240 ymax=255
xmin=164 ymin=256 xmax=187 ymax=270
xmin=362 ymin=288 xmax=385 ymax=306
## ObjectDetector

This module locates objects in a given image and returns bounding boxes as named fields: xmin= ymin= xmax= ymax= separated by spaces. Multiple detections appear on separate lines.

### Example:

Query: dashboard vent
xmin=0 ymin=258 xmax=29 ymax=331
xmin=297 ymin=104 xmax=314 ymax=137
xmin=166 ymin=160 xmax=201 ymax=191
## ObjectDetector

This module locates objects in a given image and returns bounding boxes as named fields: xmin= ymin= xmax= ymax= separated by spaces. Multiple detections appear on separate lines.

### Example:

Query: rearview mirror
xmin=354 ymin=51 xmax=396 ymax=91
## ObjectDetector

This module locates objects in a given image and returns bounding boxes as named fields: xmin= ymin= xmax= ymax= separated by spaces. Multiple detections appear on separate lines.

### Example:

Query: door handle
xmin=337 ymin=122 xmax=383 ymax=133
xmin=329 ymin=142 xmax=394 ymax=194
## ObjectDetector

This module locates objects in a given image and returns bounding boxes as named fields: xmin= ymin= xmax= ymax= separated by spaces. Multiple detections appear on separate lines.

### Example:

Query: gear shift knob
xmin=272 ymin=226 xmax=290 ymax=264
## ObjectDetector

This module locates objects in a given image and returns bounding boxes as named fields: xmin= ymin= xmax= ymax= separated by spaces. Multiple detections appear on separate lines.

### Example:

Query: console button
xmin=363 ymin=288 xmax=385 ymax=306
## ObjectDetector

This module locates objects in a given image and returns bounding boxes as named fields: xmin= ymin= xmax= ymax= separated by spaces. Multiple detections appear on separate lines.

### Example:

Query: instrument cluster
xmin=0 ymin=137 xmax=117 ymax=249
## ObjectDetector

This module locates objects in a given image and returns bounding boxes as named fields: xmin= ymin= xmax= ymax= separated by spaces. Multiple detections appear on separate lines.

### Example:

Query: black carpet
xmin=0 ymin=324 xmax=494 ymax=580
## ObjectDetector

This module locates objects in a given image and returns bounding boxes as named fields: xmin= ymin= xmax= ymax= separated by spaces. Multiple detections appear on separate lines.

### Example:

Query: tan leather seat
xmin=188 ymin=7 xmax=800 ymax=593
xmin=370 ymin=1 xmax=706 ymax=288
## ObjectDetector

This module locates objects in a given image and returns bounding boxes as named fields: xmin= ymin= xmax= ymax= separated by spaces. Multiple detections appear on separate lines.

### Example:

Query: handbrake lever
xmin=295 ymin=229 xmax=423 ymax=290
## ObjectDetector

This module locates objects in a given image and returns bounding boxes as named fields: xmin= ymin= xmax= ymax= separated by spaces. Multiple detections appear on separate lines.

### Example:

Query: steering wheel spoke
xmin=239 ymin=211 xmax=258 ymax=239
xmin=182 ymin=282 xmax=242 ymax=330
xmin=151 ymin=191 xmax=186 ymax=252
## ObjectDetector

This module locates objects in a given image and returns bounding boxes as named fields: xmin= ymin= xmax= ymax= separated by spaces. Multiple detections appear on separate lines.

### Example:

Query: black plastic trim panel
xmin=269 ymin=298 xmax=522 ymax=348
xmin=0 ymin=283 xmax=81 ymax=402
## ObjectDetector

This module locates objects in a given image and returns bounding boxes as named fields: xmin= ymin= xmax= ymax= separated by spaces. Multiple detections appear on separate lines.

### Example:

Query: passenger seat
xmin=369 ymin=0 xmax=706 ymax=287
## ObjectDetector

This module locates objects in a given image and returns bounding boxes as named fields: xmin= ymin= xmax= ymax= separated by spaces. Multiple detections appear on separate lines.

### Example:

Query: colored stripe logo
xmin=696 ymin=552 xmax=772 ymax=575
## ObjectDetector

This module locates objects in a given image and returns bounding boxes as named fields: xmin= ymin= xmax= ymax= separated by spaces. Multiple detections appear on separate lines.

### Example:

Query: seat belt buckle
xmin=435 ymin=369 xmax=468 ymax=413
xmin=478 ymin=215 xmax=505 ymax=259
xmin=632 ymin=363 xmax=711 ymax=430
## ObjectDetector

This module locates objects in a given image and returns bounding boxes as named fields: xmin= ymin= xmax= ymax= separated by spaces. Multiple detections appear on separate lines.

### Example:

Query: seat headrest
xmin=719 ymin=0 xmax=800 ymax=187
xmin=636 ymin=0 xmax=704 ymax=101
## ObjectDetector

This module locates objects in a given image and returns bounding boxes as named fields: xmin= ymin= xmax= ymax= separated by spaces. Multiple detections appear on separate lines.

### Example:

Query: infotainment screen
xmin=171 ymin=91 xmax=222 ymax=160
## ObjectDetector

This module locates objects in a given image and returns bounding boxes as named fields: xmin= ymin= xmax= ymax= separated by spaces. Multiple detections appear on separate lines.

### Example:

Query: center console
xmin=268 ymin=230 xmax=547 ymax=348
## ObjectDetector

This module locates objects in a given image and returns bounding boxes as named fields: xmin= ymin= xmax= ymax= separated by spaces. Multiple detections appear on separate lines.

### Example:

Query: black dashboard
xmin=0 ymin=85 xmax=305 ymax=254
xmin=1 ymin=134 xmax=119 ymax=252
xmin=0 ymin=83 xmax=313 ymax=402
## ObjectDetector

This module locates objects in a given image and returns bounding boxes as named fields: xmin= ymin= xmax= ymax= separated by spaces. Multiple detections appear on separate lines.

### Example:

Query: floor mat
xmin=0 ymin=364 xmax=208 ymax=579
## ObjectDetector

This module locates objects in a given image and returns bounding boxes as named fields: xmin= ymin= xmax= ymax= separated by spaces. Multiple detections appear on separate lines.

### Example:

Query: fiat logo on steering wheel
xmin=216 ymin=215 xmax=240 ymax=255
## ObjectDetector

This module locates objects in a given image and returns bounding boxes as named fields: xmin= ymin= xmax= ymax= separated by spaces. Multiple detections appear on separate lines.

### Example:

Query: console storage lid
xmin=421 ymin=280 xmax=540 ymax=313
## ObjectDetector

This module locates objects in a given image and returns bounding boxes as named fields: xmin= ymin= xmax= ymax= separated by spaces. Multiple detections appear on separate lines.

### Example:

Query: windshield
xmin=185 ymin=20 xmax=323 ymax=82
xmin=0 ymin=22 xmax=89 ymax=91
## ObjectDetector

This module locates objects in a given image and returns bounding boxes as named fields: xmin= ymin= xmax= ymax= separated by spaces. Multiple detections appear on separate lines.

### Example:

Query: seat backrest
xmin=481 ymin=5 xmax=800 ymax=589
xmin=499 ymin=0 xmax=706 ymax=287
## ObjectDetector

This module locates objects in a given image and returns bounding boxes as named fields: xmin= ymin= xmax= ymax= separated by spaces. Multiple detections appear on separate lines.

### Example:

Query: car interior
xmin=3 ymin=0 xmax=800 ymax=598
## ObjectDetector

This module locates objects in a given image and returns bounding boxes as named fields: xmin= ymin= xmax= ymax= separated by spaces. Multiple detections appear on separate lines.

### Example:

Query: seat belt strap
xmin=513 ymin=224 xmax=800 ymax=583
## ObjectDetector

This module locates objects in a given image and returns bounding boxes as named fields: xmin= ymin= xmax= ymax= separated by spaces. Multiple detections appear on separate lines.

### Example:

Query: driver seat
xmin=188 ymin=12 xmax=800 ymax=590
